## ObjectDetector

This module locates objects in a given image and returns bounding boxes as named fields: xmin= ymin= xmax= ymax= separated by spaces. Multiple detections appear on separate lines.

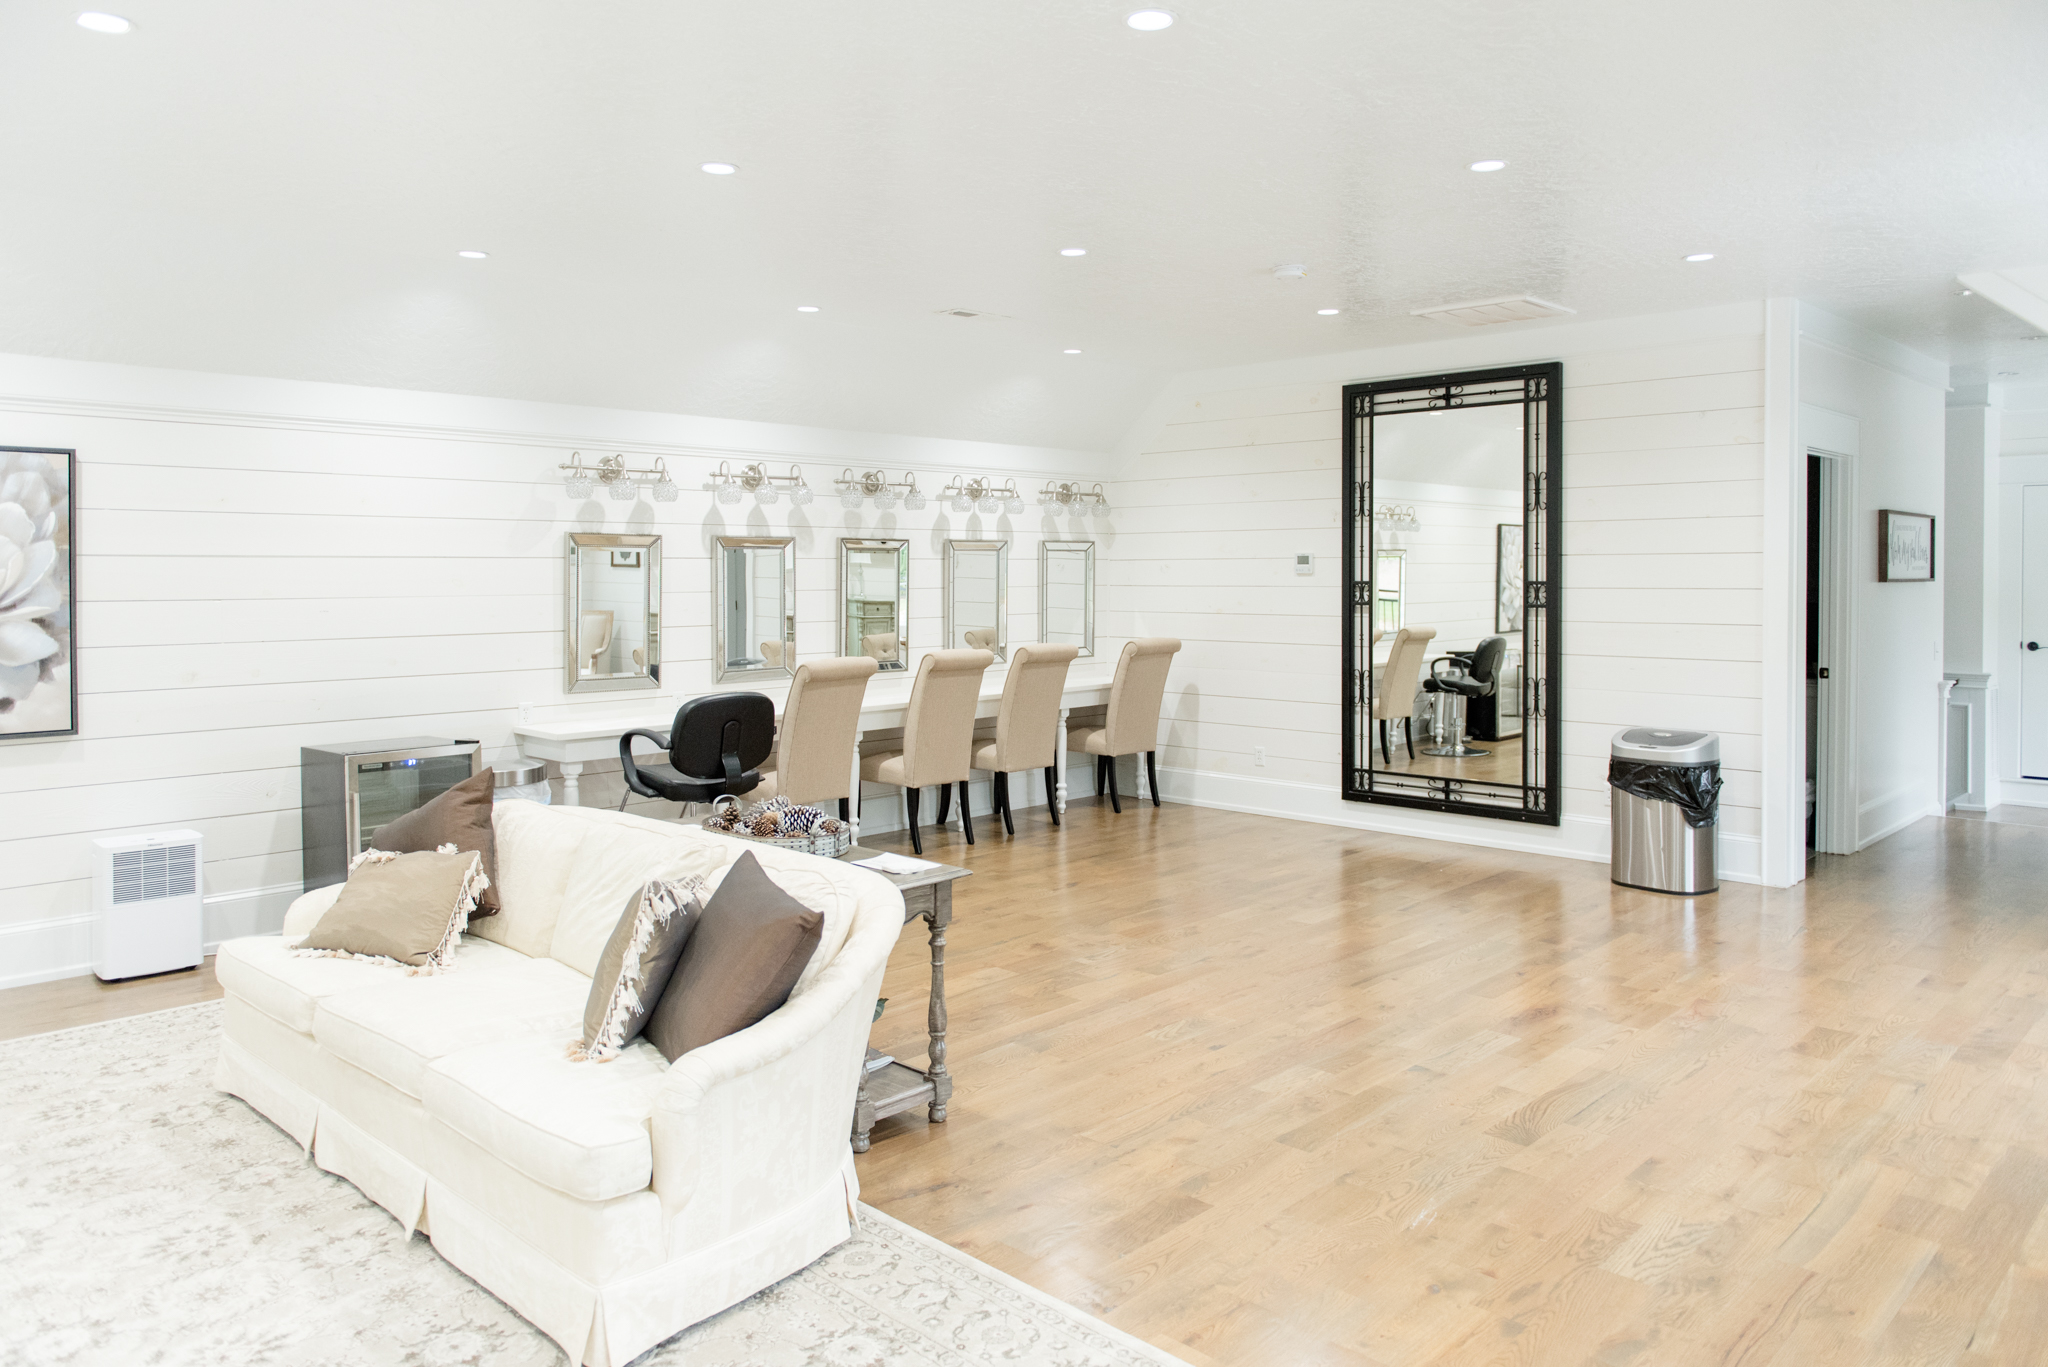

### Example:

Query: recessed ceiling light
xmin=1469 ymin=159 xmax=1506 ymax=173
xmin=1958 ymin=289 xmax=1975 ymax=297
xmin=456 ymin=250 xmax=489 ymax=260
xmin=76 ymin=11 xmax=132 ymax=33
xmin=1064 ymin=349 xmax=1083 ymax=354
xmin=699 ymin=162 xmax=738 ymax=175
xmin=1684 ymin=253 xmax=1715 ymax=262
xmin=1060 ymin=248 xmax=1087 ymax=257
xmin=1127 ymin=9 xmax=1175 ymax=30
xmin=796 ymin=305 xmax=820 ymax=313
xmin=1317 ymin=308 xmax=1340 ymax=316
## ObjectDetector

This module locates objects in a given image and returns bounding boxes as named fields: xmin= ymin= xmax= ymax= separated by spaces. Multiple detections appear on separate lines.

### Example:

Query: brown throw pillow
xmin=295 ymin=848 xmax=486 ymax=972
xmin=571 ymin=877 xmax=704 ymax=1062
xmin=645 ymin=851 xmax=823 ymax=1063
xmin=372 ymin=768 xmax=501 ymax=913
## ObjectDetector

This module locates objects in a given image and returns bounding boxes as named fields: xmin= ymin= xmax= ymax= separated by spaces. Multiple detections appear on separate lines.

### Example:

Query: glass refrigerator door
xmin=352 ymin=755 xmax=474 ymax=852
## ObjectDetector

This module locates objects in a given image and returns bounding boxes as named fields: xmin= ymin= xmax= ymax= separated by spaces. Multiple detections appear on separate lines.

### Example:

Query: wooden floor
xmin=1374 ymin=731 xmax=1525 ymax=784
xmin=10 ymin=800 xmax=2048 ymax=1365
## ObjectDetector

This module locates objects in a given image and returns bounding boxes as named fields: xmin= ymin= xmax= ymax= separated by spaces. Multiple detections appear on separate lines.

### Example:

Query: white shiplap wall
xmin=1100 ymin=304 xmax=1771 ymax=878
xmin=0 ymin=353 xmax=1105 ymax=987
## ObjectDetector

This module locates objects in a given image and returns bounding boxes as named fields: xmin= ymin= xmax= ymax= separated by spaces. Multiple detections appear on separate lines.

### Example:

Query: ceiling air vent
xmin=1411 ymin=294 xmax=1576 ymax=326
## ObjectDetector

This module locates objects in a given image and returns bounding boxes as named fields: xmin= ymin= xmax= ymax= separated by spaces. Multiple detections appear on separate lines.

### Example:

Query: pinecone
xmin=748 ymin=812 xmax=783 ymax=838
xmin=816 ymin=817 xmax=844 ymax=835
xmin=780 ymin=805 xmax=822 ymax=835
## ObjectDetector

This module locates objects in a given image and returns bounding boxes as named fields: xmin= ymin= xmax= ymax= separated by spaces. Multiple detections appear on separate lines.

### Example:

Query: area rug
xmin=0 ymin=1002 xmax=1186 ymax=1367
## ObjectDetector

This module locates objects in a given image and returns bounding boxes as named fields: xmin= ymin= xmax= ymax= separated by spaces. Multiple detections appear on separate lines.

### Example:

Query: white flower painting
xmin=0 ymin=448 xmax=74 ymax=738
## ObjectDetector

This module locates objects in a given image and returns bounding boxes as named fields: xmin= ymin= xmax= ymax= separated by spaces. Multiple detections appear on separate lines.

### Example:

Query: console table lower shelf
xmin=841 ymin=846 xmax=969 ymax=1153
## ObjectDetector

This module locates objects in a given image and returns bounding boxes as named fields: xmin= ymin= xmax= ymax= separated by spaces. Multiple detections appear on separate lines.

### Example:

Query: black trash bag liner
xmin=1607 ymin=759 xmax=1722 ymax=829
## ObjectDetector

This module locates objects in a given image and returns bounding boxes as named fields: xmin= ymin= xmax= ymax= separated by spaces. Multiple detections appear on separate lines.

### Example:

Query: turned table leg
xmin=925 ymin=883 xmax=953 ymax=1122
xmin=1055 ymin=706 xmax=1070 ymax=817
xmin=851 ymin=1070 xmax=876 ymax=1153
xmin=558 ymin=762 xmax=584 ymax=807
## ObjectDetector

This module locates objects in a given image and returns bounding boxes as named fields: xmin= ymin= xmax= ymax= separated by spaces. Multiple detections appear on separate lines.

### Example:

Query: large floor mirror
xmin=841 ymin=537 xmax=910 ymax=669
xmin=714 ymin=535 xmax=795 ymax=683
xmin=565 ymin=533 xmax=662 ymax=693
xmin=1342 ymin=363 xmax=1559 ymax=822
xmin=945 ymin=539 xmax=1008 ymax=660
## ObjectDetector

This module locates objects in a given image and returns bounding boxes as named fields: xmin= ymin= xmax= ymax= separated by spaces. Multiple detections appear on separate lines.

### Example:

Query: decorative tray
xmin=701 ymin=796 xmax=854 ymax=858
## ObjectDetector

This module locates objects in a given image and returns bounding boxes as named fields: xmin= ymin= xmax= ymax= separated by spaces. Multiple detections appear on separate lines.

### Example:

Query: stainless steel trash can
xmin=1609 ymin=728 xmax=1719 ymax=894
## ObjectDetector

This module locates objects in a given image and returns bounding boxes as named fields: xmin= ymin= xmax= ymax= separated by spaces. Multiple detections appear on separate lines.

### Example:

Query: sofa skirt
xmin=217 ymin=1037 xmax=860 ymax=1367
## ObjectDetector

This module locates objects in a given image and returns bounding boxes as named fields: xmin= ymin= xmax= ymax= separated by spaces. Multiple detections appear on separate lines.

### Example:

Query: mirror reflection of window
xmin=1373 ymin=550 xmax=1405 ymax=635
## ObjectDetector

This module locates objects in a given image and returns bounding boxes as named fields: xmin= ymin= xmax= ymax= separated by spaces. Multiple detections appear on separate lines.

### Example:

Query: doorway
xmin=1806 ymin=451 xmax=1854 ymax=854
xmin=2023 ymin=486 xmax=2048 ymax=779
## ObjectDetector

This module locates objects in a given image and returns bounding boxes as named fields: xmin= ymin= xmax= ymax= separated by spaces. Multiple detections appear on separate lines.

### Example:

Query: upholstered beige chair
xmin=1066 ymin=637 xmax=1181 ymax=813
xmin=861 ymin=632 xmax=899 ymax=662
xmin=1374 ymin=626 xmax=1436 ymax=764
xmin=759 ymin=639 xmax=785 ymax=668
xmin=752 ymin=656 xmax=878 ymax=819
xmin=858 ymin=648 xmax=994 ymax=855
xmin=966 ymin=642 xmax=1079 ymax=834
xmin=580 ymin=609 xmax=614 ymax=674
xmin=962 ymin=628 xmax=997 ymax=650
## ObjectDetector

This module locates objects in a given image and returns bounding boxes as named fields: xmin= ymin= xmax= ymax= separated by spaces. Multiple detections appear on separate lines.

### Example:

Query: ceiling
xmin=3 ymin=0 xmax=2045 ymax=450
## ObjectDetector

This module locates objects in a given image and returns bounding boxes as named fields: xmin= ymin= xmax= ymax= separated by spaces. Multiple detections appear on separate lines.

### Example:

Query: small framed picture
xmin=1878 ymin=510 xmax=1935 ymax=582
xmin=609 ymin=549 xmax=643 ymax=570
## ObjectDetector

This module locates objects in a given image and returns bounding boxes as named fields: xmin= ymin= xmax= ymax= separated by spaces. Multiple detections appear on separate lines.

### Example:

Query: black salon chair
xmin=1421 ymin=636 xmax=1506 ymax=758
xmin=617 ymin=692 xmax=775 ymax=810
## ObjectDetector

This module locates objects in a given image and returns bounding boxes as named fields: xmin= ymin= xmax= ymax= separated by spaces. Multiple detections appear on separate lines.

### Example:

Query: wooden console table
xmin=842 ymin=847 xmax=971 ymax=1153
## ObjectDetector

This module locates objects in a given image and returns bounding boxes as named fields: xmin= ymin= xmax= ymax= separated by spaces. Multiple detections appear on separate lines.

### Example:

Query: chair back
xmin=667 ymin=693 xmax=775 ymax=786
xmin=580 ymin=609 xmax=614 ymax=669
xmin=759 ymin=639 xmax=784 ymax=668
xmin=1466 ymin=635 xmax=1507 ymax=690
xmin=861 ymin=631 xmax=899 ymax=661
xmin=1100 ymin=637 xmax=1181 ymax=756
xmin=899 ymin=649 xmax=994 ymax=787
xmin=773 ymin=656 xmax=879 ymax=803
xmin=963 ymin=628 xmax=998 ymax=650
xmin=990 ymin=642 xmax=1079 ymax=771
xmin=1375 ymin=627 xmax=1437 ymax=719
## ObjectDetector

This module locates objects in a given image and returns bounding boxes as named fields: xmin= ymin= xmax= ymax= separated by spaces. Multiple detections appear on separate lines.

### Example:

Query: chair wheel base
xmin=1420 ymin=744 xmax=1491 ymax=758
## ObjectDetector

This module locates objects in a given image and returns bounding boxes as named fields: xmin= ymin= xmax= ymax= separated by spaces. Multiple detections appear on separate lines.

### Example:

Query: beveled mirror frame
xmin=1341 ymin=362 xmax=1561 ymax=824
xmin=713 ymin=534 xmax=796 ymax=684
xmin=944 ymin=539 xmax=1009 ymax=662
xmin=839 ymin=537 xmax=910 ymax=670
xmin=564 ymin=532 xmax=662 ymax=694
xmin=1039 ymin=539 xmax=1096 ymax=658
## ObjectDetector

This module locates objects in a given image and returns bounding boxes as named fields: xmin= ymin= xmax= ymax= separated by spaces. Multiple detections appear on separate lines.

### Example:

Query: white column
xmin=558 ymin=762 xmax=584 ymax=807
xmin=1946 ymin=390 xmax=2002 ymax=811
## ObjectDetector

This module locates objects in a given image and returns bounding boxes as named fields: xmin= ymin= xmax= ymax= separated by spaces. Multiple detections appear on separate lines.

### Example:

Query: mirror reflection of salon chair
xmin=580 ymin=609 xmax=615 ymax=675
xmin=862 ymin=632 xmax=901 ymax=664
xmin=1421 ymin=636 xmax=1507 ymax=758
xmin=617 ymin=692 xmax=775 ymax=811
xmin=1373 ymin=626 xmax=1437 ymax=763
xmin=759 ymin=640 xmax=784 ymax=669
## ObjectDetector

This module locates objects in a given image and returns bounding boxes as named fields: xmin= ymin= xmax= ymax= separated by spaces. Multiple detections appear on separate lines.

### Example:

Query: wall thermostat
xmin=1295 ymin=554 xmax=1314 ymax=575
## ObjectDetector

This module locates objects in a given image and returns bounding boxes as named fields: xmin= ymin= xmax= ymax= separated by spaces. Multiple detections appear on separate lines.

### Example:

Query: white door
xmin=2023 ymin=486 xmax=2048 ymax=779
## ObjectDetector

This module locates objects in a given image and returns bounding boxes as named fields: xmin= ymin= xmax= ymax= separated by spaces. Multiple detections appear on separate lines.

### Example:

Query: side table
xmin=839 ymin=846 xmax=971 ymax=1153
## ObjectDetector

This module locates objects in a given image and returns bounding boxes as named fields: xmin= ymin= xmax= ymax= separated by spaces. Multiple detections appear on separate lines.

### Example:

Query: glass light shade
xmin=652 ymin=479 xmax=679 ymax=503
xmin=872 ymin=492 xmax=897 ymax=511
xmin=755 ymin=486 xmax=779 ymax=505
xmin=565 ymin=476 xmax=594 ymax=499
xmin=792 ymin=485 xmax=814 ymax=506
xmin=904 ymin=490 xmax=927 ymax=511
xmin=715 ymin=484 xmax=742 ymax=505
xmin=608 ymin=479 xmax=638 ymax=501
xmin=1005 ymin=496 xmax=1025 ymax=514
xmin=1092 ymin=501 xmax=1110 ymax=518
xmin=977 ymin=496 xmax=999 ymax=514
xmin=950 ymin=494 xmax=972 ymax=513
xmin=840 ymin=490 xmax=863 ymax=510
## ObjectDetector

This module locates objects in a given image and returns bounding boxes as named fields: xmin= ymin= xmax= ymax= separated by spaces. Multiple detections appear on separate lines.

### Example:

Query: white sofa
xmin=214 ymin=800 xmax=905 ymax=1367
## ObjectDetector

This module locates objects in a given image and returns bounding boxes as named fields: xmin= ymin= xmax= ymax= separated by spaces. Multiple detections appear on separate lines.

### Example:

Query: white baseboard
xmin=0 ymin=881 xmax=299 ymax=992
xmin=1996 ymin=780 xmax=2048 ymax=810
xmin=1857 ymin=786 xmax=1942 ymax=851
xmin=1154 ymin=764 xmax=1765 ymax=885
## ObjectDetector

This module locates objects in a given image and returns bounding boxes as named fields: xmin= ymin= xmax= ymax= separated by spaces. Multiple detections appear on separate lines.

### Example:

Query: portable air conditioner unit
xmin=91 ymin=830 xmax=205 ymax=981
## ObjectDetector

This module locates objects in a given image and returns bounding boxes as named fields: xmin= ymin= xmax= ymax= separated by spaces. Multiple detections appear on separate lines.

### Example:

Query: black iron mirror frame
xmin=1341 ymin=361 xmax=1561 ymax=824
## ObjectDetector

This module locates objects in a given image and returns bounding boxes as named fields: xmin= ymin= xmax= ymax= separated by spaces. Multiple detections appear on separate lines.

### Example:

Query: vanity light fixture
xmin=1127 ymin=9 xmax=1175 ymax=29
xmin=703 ymin=460 xmax=812 ymax=507
xmin=1375 ymin=503 xmax=1421 ymax=532
xmin=1469 ymin=159 xmax=1507 ymax=172
xmin=942 ymin=476 xmax=1024 ymax=515
xmin=559 ymin=452 xmax=678 ymax=503
xmin=76 ymin=11 xmax=132 ymax=33
xmin=1038 ymin=481 xmax=1111 ymax=517
xmin=835 ymin=468 xmax=924 ymax=510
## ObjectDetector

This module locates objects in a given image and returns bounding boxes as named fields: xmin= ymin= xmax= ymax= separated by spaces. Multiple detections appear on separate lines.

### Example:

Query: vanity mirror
xmin=714 ymin=536 xmax=796 ymax=683
xmin=565 ymin=533 xmax=661 ymax=694
xmin=944 ymin=539 xmax=1008 ymax=661
xmin=1040 ymin=540 xmax=1095 ymax=657
xmin=1342 ymin=363 xmax=1560 ymax=823
xmin=840 ymin=538 xmax=910 ymax=669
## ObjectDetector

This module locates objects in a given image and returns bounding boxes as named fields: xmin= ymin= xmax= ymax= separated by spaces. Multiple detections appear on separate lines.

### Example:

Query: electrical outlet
xmin=1254 ymin=746 xmax=1267 ymax=767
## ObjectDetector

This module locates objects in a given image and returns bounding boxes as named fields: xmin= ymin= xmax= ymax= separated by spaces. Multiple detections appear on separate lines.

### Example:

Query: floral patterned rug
xmin=0 ymin=1002 xmax=1186 ymax=1367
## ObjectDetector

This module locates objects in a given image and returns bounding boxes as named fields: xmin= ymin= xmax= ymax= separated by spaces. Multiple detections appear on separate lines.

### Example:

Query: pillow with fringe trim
xmin=294 ymin=845 xmax=487 ymax=974
xmin=572 ymin=876 xmax=705 ymax=1062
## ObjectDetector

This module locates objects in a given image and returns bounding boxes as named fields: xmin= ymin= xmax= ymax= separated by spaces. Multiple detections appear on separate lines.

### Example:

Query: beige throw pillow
xmin=571 ymin=877 xmax=704 ymax=1062
xmin=294 ymin=847 xmax=487 ymax=973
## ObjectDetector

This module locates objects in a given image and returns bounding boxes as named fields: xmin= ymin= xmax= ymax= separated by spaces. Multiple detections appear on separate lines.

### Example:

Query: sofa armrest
xmin=280 ymin=883 xmax=344 ymax=939
xmin=648 ymin=890 xmax=902 ymax=1242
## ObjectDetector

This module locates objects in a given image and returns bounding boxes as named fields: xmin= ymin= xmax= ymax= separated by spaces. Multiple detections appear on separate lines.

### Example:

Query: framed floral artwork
xmin=1 ymin=447 xmax=75 ymax=739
